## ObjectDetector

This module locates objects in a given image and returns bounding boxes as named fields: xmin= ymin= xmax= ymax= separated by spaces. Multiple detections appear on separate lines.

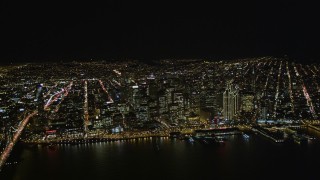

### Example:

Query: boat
xmin=193 ymin=134 xmax=225 ymax=145
xmin=187 ymin=136 xmax=195 ymax=143
xmin=243 ymin=134 xmax=250 ymax=139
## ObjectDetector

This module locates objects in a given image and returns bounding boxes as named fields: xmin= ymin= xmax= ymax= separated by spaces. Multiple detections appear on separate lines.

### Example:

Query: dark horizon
xmin=0 ymin=1 xmax=319 ymax=64
xmin=0 ymin=55 xmax=317 ymax=66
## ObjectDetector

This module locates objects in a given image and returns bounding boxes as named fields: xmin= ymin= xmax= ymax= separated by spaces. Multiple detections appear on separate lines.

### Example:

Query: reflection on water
xmin=0 ymin=135 xmax=319 ymax=180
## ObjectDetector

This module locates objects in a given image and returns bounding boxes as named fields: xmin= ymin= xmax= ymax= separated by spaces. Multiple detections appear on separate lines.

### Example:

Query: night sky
xmin=0 ymin=1 xmax=319 ymax=63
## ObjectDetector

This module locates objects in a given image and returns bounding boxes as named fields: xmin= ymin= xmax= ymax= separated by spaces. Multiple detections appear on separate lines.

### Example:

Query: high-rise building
xmin=189 ymin=91 xmax=200 ymax=115
xmin=241 ymin=94 xmax=254 ymax=112
xmin=223 ymin=82 xmax=239 ymax=120
xmin=147 ymin=73 xmax=157 ymax=100
xmin=261 ymin=106 xmax=267 ymax=120
xmin=173 ymin=91 xmax=185 ymax=121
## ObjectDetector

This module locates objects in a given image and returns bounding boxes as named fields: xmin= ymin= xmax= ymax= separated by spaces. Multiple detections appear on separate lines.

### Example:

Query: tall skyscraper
xmin=223 ymin=82 xmax=239 ymax=120
xmin=241 ymin=94 xmax=254 ymax=112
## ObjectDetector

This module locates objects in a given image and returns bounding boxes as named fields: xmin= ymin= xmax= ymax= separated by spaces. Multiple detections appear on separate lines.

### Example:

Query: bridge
xmin=0 ymin=81 xmax=73 ymax=171
xmin=307 ymin=124 xmax=320 ymax=132
xmin=0 ymin=110 xmax=38 ymax=171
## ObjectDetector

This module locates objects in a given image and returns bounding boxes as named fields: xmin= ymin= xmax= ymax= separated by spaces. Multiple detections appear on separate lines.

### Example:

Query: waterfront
xmin=1 ymin=62 xmax=320 ymax=178
xmin=1 ymin=135 xmax=319 ymax=180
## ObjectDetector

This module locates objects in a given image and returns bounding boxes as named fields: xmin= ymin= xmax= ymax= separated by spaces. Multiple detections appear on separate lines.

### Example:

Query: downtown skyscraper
xmin=223 ymin=82 xmax=239 ymax=120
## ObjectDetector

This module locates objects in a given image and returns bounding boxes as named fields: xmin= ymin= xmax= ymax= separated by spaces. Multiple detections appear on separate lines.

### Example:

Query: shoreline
xmin=21 ymin=135 xmax=170 ymax=145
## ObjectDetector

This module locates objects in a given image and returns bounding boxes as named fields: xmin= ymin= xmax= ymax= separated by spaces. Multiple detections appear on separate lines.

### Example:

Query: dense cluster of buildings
xmin=1 ymin=57 xmax=320 ymax=140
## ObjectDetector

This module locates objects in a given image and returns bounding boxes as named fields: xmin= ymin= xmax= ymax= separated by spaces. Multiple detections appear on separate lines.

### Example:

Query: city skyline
xmin=1 ymin=1 xmax=320 ymax=179
xmin=1 ymin=57 xmax=320 ymax=179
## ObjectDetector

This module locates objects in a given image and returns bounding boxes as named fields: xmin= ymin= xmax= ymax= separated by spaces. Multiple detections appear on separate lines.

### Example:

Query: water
xmin=1 ymin=135 xmax=319 ymax=180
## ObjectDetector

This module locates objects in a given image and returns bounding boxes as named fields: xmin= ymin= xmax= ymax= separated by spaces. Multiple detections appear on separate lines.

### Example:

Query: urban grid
xmin=1 ymin=57 xmax=320 ymax=169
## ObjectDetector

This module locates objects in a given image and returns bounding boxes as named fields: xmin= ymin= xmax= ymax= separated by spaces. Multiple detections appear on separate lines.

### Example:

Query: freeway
xmin=44 ymin=81 xmax=73 ymax=110
xmin=54 ymin=81 xmax=73 ymax=112
xmin=83 ymin=80 xmax=90 ymax=132
xmin=44 ymin=89 xmax=65 ymax=110
xmin=0 ymin=82 xmax=73 ymax=170
xmin=98 ymin=80 xmax=114 ymax=104
xmin=0 ymin=110 xmax=38 ymax=171
xmin=44 ymin=82 xmax=58 ymax=98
